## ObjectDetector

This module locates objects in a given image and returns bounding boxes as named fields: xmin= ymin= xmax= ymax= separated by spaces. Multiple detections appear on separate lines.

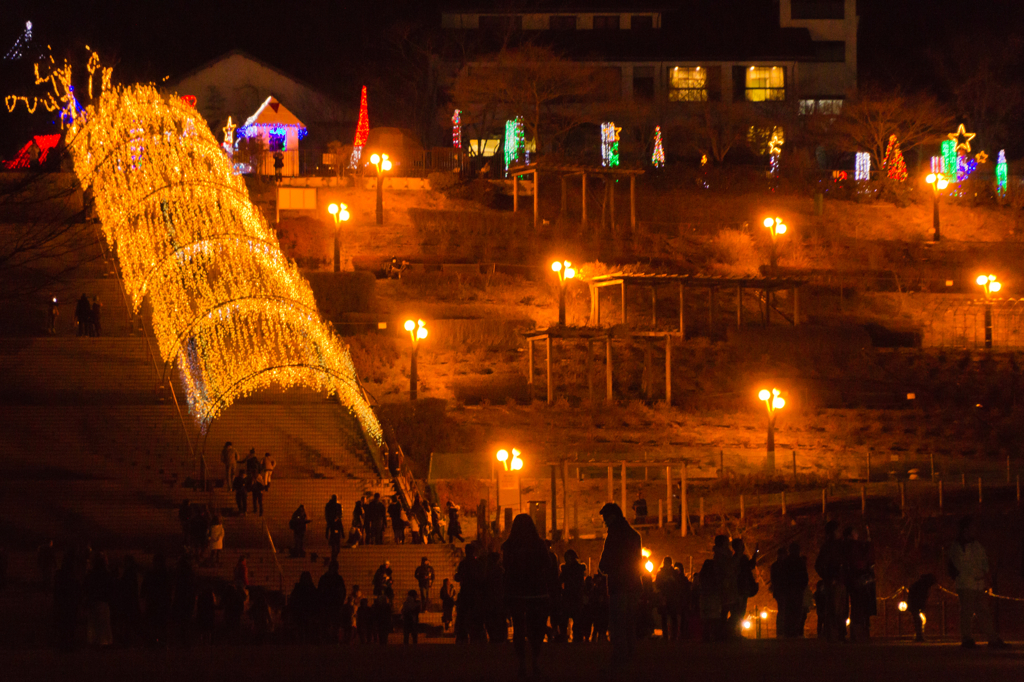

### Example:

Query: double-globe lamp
xmin=977 ymin=274 xmax=1001 ymax=348
xmin=763 ymin=217 xmax=787 ymax=270
xmin=404 ymin=319 xmax=427 ymax=400
xmin=758 ymin=388 xmax=786 ymax=470
xmin=327 ymin=202 xmax=350 ymax=273
xmin=551 ymin=260 xmax=576 ymax=326
xmin=925 ymin=173 xmax=949 ymax=242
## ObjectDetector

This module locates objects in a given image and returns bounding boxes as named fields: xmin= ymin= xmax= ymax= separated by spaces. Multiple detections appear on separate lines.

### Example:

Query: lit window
xmin=268 ymin=131 xmax=286 ymax=151
xmin=668 ymin=66 xmax=707 ymax=102
xmin=799 ymin=99 xmax=816 ymax=115
xmin=745 ymin=66 xmax=785 ymax=102
xmin=798 ymin=98 xmax=843 ymax=116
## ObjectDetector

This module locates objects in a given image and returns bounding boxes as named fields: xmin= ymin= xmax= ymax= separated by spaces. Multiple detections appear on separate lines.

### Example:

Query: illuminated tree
xmin=882 ymin=134 xmax=908 ymax=182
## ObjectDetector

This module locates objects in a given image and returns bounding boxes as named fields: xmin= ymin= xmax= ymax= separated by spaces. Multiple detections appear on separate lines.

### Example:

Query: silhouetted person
xmin=220 ymin=441 xmax=237 ymax=487
xmin=84 ymin=552 xmax=115 ymax=646
xmin=90 ymin=296 xmax=102 ymax=336
xmin=343 ymin=585 xmax=361 ymax=643
xmin=114 ymin=555 xmax=142 ymax=646
xmin=454 ymin=543 xmax=485 ymax=642
xmin=366 ymin=493 xmax=386 ymax=545
xmin=411 ymin=494 xmax=429 ymax=543
xmin=289 ymin=571 xmax=318 ymax=643
xmin=27 ymin=138 xmax=41 ymax=168
xmin=697 ymin=556 xmax=722 ymax=641
xmin=352 ymin=497 xmax=365 ymax=543
xmin=232 ymin=472 xmax=248 ymax=514
xmin=373 ymin=593 xmax=392 ymax=645
xmin=53 ymin=550 xmax=82 ymax=649
xmin=815 ymin=521 xmax=846 ymax=642
xmin=356 ymin=598 xmax=373 ymax=643
xmin=598 ymin=502 xmax=642 ymax=674
xmin=780 ymin=543 xmax=809 ymax=637
xmin=655 ymin=557 xmax=681 ymax=641
xmin=503 ymin=514 xmax=557 ymax=677
xmin=908 ymin=573 xmax=937 ymax=642
xmin=415 ymin=557 xmax=435 ymax=608
xmin=319 ymin=560 xmax=346 ymax=644
xmin=560 ymin=549 xmax=587 ymax=643
xmin=273 ymin=151 xmax=284 ymax=182
xmin=731 ymin=538 xmax=759 ymax=638
xmin=402 ymin=589 xmax=421 ymax=644
xmin=845 ymin=526 xmax=875 ymax=642
xmin=290 ymin=504 xmax=311 ymax=557
xmin=948 ymin=516 xmax=1009 ymax=648
xmin=141 ymin=553 xmax=172 ymax=646
xmin=447 ymin=500 xmax=464 ymax=543
xmin=207 ymin=516 xmax=224 ymax=566
xmin=388 ymin=497 xmax=406 ymax=544
xmin=440 ymin=578 xmax=456 ymax=632
xmin=373 ymin=561 xmax=394 ymax=600
xmin=75 ymin=294 xmax=91 ymax=336
xmin=712 ymin=535 xmax=739 ymax=639
xmin=251 ymin=473 xmax=265 ymax=517
xmin=325 ymin=495 xmax=342 ymax=541
xmin=483 ymin=550 xmax=507 ymax=643
xmin=47 ymin=297 xmax=59 ymax=334
xmin=171 ymin=556 xmax=197 ymax=646
xmin=632 ymin=490 xmax=648 ymax=524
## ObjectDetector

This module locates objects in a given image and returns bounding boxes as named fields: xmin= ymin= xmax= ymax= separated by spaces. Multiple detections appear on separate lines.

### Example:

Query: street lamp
xmin=327 ymin=202 xmax=351 ymax=273
xmin=370 ymin=153 xmax=393 ymax=226
xmin=404 ymin=319 xmax=427 ymax=400
xmin=762 ymin=216 xmax=787 ymax=271
xmin=758 ymin=387 xmax=786 ymax=470
xmin=495 ymin=448 xmax=524 ymax=521
xmin=925 ymin=173 xmax=949 ymax=242
xmin=976 ymin=274 xmax=1001 ymax=349
xmin=551 ymin=260 xmax=576 ymax=326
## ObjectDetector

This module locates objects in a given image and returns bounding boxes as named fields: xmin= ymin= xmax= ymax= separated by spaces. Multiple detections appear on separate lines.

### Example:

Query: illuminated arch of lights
xmin=65 ymin=85 xmax=383 ymax=443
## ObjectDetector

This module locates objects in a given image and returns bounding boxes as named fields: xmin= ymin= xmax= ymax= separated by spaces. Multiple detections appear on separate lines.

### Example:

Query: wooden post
xmin=545 ymin=335 xmax=553 ymax=405
xmin=592 ymin=283 xmax=601 ymax=327
xmin=658 ymin=499 xmax=663 ymax=528
xmin=882 ymin=599 xmax=888 ymax=638
xmin=900 ymin=481 xmax=906 ymax=515
xmin=961 ymin=472 xmax=966 ymax=487
xmin=822 ymin=488 xmax=827 ymax=515
xmin=938 ymin=480 xmax=944 ymax=510
xmin=1017 ymin=475 xmax=1020 ymax=504
xmin=651 ymin=287 xmax=657 ymax=326
xmin=643 ymin=339 xmax=653 ymax=402
xmin=866 ymin=451 xmax=871 ymax=483
xmin=620 ymin=461 xmax=627 ymax=512
xmin=562 ymin=461 xmax=568 ymax=538
xmin=587 ymin=340 xmax=594 ymax=403
xmin=699 ymin=497 xmax=705 ymax=526
xmin=605 ymin=336 xmax=613 ymax=403
xmin=664 ymin=335 xmax=672 ymax=405
xmin=736 ymin=285 xmax=743 ymax=328
xmin=665 ymin=466 xmax=672 ymax=525
xmin=978 ymin=477 xmax=983 ymax=504
xmin=551 ymin=464 xmax=558 ymax=539
xmin=793 ymin=286 xmax=800 ymax=325
xmin=930 ymin=452 xmax=935 ymax=480
xmin=607 ymin=466 xmax=613 ymax=503
xmin=1007 ymin=455 xmax=1011 ymax=483
xmin=561 ymin=176 xmax=568 ymax=214
xmin=513 ymin=174 xmax=519 ymax=212
xmin=861 ymin=485 xmax=866 ymax=515
xmin=781 ymin=490 xmax=787 ymax=515
xmin=533 ymin=170 xmax=539 ymax=229
xmin=629 ymin=175 xmax=636 ymax=230
xmin=680 ymin=464 xmax=688 ymax=538
xmin=679 ymin=283 xmax=685 ymax=336
xmin=621 ymin=282 xmax=627 ymax=326
xmin=708 ymin=286 xmax=716 ymax=335
xmin=527 ymin=338 xmax=534 ymax=400
xmin=740 ymin=494 xmax=745 ymax=521
xmin=792 ymin=450 xmax=797 ymax=480
xmin=581 ymin=173 xmax=587 ymax=227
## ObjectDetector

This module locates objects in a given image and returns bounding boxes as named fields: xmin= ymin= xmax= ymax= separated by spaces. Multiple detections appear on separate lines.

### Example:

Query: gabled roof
xmin=170 ymin=49 xmax=324 ymax=97
xmin=242 ymin=96 xmax=305 ymax=129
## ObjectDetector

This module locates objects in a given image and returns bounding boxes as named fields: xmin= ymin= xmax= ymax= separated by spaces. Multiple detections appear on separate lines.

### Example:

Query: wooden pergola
xmin=588 ymin=272 xmax=806 ymax=334
xmin=507 ymin=162 xmax=645 ymax=229
xmin=523 ymin=326 xmax=674 ymax=406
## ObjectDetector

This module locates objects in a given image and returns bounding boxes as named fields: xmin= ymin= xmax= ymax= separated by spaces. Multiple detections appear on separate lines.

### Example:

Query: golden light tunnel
xmin=66 ymin=85 xmax=382 ymax=443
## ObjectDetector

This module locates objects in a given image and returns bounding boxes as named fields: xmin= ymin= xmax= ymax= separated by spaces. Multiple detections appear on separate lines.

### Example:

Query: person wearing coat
xmin=502 ymin=514 xmax=558 ymax=677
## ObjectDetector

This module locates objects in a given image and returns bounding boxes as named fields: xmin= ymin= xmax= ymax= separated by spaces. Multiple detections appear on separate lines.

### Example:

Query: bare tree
xmin=677 ymin=101 xmax=757 ymax=164
xmin=826 ymin=88 xmax=955 ymax=168
xmin=452 ymin=45 xmax=606 ymax=156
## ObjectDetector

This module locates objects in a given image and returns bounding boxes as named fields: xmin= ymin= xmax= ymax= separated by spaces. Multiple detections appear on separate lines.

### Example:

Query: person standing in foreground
xmin=502 ymin=514 xmax=558 ymax=678
xmin=947 ymin=516 xmax=1009 ymax=649
xmin=598 ymin=502 xmax=642 ymax=675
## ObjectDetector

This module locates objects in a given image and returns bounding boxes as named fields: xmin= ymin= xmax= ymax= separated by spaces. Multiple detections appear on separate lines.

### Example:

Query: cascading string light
xmin=601 ymin=121 xmax=621 ymax=168
xmin=854 ymin=151 xmax=871 ymax=181
xmin=65 ymin=85 xmax=384 ymax=445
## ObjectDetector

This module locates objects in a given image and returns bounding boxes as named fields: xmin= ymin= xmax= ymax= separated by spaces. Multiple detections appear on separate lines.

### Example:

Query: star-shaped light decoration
xmin=975 ymin=150 xmax=988 ymax=164
xmin=948 ymin=123 xmax=976 ymax=154
xmin=222 ymin=116 xmax=236 ymax=148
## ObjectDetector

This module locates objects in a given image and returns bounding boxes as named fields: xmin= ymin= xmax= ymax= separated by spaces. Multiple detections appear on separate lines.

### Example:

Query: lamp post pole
xmin=926 ymin=174 xmax=948 ymax=242
xmin=551 ymin=260 xmax=576 ymax=326
xmin=405 ymin=319 xmax=427 ymax=400
xmin=977 ymin=275 xmax=1001 ymax=349
xmin=371 ymin=153 xmax=392 ymax=226
xmin=327 ymin=203 xmax=350 ymax=273
xmin=762 ymin=217 xmax=787 ymax=273
xmin=759 ymin=388 xmax=786 ymax=471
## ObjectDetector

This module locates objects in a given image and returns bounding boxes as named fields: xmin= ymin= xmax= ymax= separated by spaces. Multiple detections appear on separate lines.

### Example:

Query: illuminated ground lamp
xmin=758 ymin=388 xmax=786 ymax=470
xmin=327 ymin=202 xmax=350 ymax=273
xmin=977 ymin=275 xmax=1001 ymax=348
xmin=404 ymin=319 xmax=427 ymax=400
xmin=762 ymin=216 xmax=787 ymax=271
xmin=925 ymin=173 xmax=949 ymax=242
xmin=551 ymin=260 xmax=576 ymax=326
xmin=370 ymin=153 xmax=392 ymax=225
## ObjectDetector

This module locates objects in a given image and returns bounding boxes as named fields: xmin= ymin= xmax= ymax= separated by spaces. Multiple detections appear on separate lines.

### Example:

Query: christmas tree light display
xmin=996 ymin=150 xmax=1008 ymax=196
xmin=941 ymin=140 xmax=957 ymax=178
xmin=767 ymin=128 xmax=783 ymax=179
xmin=64 ymin=85 xmax=383 ymax=443
xmin=4 ymin=20 xmax=32 ymax=61
xmin=854 ymin=152 xmax=871 ymax=181
xmin=349 ymin=86 xmax=369 ymax=168
xmin=651 ymin=126 xmax=664 ymax=168
xmin=452 ymin=109 xmax=461 ymax=149
xmin=601 ymin=122 xmax=620 ymax=168
xmin=882 ymin=134 xmax=907 ymax=182
xmin=503 ymin=116 xmax=525 ymax=176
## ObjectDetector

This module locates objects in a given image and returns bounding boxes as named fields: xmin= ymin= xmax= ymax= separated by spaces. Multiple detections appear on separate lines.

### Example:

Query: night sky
xmin=1 ymin=0 xmax=1023 ymax=126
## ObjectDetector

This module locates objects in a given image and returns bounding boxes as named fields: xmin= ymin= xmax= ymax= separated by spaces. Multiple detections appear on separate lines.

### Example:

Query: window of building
xmin=668 ymin=66 xmax=707 ymax=102
xmin=592 ymin=15 xmax=620 ymax=30
xmin=812 ymin=41 xmax=846 ymax=62
xmin=798 ymin=98 xmax=843 ymax=115
xmin=745 ymin=66 xmax=785 ymax=102
xmin=268 ymin=131 xmax=286 ymax=152
xmin=633 ymin=76 xmax=654 ymax=101
xmin=630 ymin=15 xmax=653 ymax=30
xmin=791 ymin=1 xmax=844 ymax=20
xmin=479 ymin=15 xmax=522 ymax=32
xmin=549 ymin=15 xmax=577 ymax=30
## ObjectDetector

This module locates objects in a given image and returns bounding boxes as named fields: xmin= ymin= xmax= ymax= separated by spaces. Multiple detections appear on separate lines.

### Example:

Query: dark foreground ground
xmin=2 ymin=640 xmax=1022 ymax=682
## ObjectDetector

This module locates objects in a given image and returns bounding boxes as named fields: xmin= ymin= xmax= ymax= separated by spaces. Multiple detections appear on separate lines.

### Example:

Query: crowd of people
xmin=72 ymin=293 xmax=103 ymax=337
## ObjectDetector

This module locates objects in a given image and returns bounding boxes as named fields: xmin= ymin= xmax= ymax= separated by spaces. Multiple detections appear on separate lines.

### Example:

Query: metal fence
xmin=922 ymin=299 xmax=1024 ymax=349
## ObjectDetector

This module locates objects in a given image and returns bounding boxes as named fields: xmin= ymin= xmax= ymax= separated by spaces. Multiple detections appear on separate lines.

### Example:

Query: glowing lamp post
xmin=977 ymin=274 xmax=1001 ymax=349
xmin=404 ymin=319 xmax=427 ymax=400
xmin=925 ymin=173 xmax=949 ymax=242
xmin=551 ymin=260 xmax=576 ymax=326
xmin=758 ymin=388 xmax=786 ymax=470
xmin=642 ymin=547 xmax=654 ymax=574
xmin=327 ymin=202 xmax=350 ymax=273
xmin=495 ymin=448 xmax=524 ymax=519
xmin=370 ymin=153 xmax=392 ymax=226
xmin=762 ymin=216 xmax=787 ymax=271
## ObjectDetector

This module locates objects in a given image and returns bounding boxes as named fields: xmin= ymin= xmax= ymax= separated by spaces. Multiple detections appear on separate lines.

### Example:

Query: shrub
xmin=710 ymin=228 xmax=761 ymax=275
xmin=427 ymin=171 xmax=460 ymax=191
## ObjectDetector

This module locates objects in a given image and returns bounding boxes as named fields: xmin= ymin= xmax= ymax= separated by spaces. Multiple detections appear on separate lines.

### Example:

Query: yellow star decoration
xmin=64 ymin=85 xmax=384 ymax=446
xmin=975 ymin=151 xmax=988 ymax=164
xmin=222 ymin=116 xmax=236 ymax=148
xmin=948 ymin=123 xmax=976 ymax=153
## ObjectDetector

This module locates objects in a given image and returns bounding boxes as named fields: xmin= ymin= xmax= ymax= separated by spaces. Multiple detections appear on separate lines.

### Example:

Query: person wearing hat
xmin=598 ymin=502 xmax=642 ymax=673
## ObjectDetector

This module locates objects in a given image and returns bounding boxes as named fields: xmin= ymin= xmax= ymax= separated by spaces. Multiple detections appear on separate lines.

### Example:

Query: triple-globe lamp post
xmin=327 ymin=202 xmax=351 ymax=273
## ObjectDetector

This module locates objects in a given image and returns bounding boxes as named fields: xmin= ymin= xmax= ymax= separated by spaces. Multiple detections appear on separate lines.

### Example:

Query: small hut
xmin=238 ymin=96 xmax=307 ymax=177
